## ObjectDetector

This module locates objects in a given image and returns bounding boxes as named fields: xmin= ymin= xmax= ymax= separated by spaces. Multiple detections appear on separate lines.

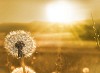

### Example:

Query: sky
xmin=0 ymin=0 xmax=99 ymax=23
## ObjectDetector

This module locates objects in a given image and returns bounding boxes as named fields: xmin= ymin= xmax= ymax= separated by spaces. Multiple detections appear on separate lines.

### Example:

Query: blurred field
xmin=0 ymin=21 xmax=100 ymax=73
xmin=0 ymin=33 xmax=100 ymax=73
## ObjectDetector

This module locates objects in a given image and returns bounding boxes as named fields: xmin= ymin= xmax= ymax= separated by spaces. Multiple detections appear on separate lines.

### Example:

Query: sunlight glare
xmin=46 ymin=1 xmax=86 ymax=24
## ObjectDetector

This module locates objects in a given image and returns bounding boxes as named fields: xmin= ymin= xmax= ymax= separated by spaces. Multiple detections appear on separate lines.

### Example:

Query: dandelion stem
xmin=21 ymin=57 xmax=26 ymax=73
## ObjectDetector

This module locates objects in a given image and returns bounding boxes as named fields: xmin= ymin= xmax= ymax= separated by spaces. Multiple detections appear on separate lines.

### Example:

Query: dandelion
xmin=12 ymin=66 xmax=36 ymax=73
xmin=4 ymin=30 xmax=36 ymax=58
xmin=82 ymin=67 xmax=89 ymax=73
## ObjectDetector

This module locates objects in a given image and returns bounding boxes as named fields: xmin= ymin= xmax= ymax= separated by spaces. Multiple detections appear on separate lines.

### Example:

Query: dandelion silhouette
xmin=5 ymin=30 xmax=36 ymax=58
xmin=12 ymin=66 xmax=36 ymax=73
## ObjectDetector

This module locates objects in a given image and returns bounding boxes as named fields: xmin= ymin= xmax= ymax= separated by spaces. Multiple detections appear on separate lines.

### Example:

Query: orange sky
xmin=0 ymin=0 xmax=99 ymax=23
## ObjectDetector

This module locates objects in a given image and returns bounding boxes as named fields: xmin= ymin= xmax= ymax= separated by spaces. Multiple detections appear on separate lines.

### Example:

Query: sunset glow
xmin=46 ymin=1 xmax=86 ymax=24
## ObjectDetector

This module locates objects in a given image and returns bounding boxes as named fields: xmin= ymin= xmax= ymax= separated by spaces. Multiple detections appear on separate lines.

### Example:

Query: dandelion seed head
xmin=12 ymin=66 xmax=36 ymax=73
xmin=4 ymin=30 xmax=36 ymax=58
xmin=82 ymin=67 xmax=89 ymax=73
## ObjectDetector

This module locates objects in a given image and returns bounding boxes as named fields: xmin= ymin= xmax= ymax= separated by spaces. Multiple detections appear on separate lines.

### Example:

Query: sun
xmin=46 ymin=1 xmax=85 ymax=24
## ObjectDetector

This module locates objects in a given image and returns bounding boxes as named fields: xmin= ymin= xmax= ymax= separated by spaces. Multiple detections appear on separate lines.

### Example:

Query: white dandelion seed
xmin=52 ymin=70 xmax=61 ymax=73
xmin=4 ymin=30 xmax=36 ymax=58
xmin=12 ymin=66 xmax=36 ymax=73
xmin=82 ymin=67 xmax=89 ymax=73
